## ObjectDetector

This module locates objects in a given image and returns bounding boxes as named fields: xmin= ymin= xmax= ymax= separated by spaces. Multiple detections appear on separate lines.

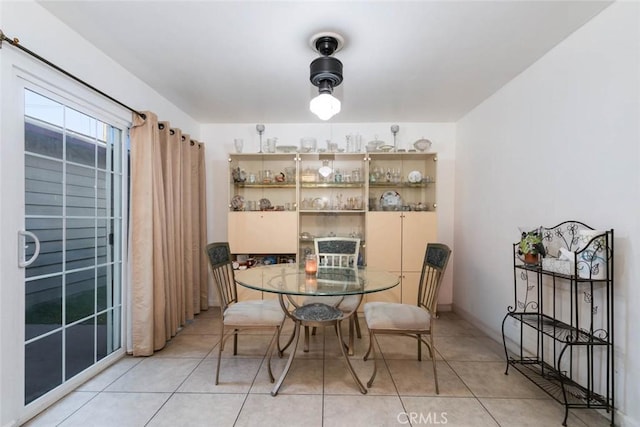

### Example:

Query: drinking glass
xmin=234 ymin=138 xmax=243 ymax=153
xmin=266 ymin=138 xmax=277 ymax=153
xmin=354 ymin=134 xmax=363 ymax=152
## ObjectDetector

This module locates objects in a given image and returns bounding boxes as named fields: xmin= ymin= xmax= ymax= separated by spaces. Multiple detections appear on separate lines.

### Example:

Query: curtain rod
xmin=0 ymin=29 xmax=146 ymax=120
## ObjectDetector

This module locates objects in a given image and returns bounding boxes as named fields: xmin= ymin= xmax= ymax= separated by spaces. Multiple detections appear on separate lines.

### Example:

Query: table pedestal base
xmin=271 ymin=302 xmax=367 ymax=396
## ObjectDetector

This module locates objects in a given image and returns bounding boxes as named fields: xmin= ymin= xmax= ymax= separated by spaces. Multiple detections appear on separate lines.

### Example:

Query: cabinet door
xmin=401 ymin=271 xmax=422 ymax=304
xmin=236 ymin=286 xmax=263 ymax=302
xmin=364 ymin=272 xmax=401 ymax=305
xmin=401 ymin=212 xmax=437 ymax=272
xmin=228 ymin=211 xmax=297 ymax=254
xmin=366 ymin=212 xmax=402 ymax=270
xmin=368 ymin=152 xmax=437 ymax=212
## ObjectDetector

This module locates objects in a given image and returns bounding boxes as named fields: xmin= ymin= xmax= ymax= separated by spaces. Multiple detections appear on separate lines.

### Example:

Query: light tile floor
xmin=25 ymin=310 xmax=611 ymax=427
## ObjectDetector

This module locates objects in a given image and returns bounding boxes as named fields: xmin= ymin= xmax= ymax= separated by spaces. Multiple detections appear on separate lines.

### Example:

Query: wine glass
xmin=390 ymin=124 xmax=399 ymax=152
xmin=256 ymin=124 xmax=265 ymax=153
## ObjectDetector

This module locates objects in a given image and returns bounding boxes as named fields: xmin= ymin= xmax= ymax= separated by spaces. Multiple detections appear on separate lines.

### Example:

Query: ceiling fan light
xmin=310 ymin=93 xmax=341 ymax=120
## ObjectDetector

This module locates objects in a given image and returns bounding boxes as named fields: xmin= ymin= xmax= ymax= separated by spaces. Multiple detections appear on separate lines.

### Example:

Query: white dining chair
xmin=303 ymin=237 xmax=362 ymax=355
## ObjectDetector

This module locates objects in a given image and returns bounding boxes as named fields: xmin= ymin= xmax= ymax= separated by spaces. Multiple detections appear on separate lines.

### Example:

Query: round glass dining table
xmin=234 ymin=263 xmax=399 ymax=297
xmin=234 ymin=264 xmax=399 ymax=395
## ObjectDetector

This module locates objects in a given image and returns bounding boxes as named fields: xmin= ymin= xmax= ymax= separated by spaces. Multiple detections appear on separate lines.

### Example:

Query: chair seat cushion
xmin=224 ymin=299 xmax=284 ymax=326
xmin=364 ymin=302 xmax=431 ymax=331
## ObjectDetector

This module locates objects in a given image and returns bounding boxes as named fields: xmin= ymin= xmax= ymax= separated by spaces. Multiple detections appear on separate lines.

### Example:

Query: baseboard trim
xmin=451 ymin=304 xmax=632 ymax=427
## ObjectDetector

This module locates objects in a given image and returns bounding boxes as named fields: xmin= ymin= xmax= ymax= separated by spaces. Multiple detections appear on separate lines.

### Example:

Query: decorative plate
xmin=380 ymin=191 xmax=402 ymax=208
xmin=231 ymin=195 xmax=244 ymax=210
xmin=377 ymin=145 xmax=394 ymax=152
xmin=259 ymin=198 xmax=272 ymax=210
xmin=408 ymin=170 xmax=422 ymax=183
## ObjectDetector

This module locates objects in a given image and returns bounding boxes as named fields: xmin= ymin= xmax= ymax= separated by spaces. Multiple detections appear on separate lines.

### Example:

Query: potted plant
xmin=518 ymin=229 xmax=546 ymax=264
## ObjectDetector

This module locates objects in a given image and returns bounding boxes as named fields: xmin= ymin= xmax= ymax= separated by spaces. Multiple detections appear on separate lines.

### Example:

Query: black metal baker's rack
xmin=501 ymin=221 xmax=614 ymax=426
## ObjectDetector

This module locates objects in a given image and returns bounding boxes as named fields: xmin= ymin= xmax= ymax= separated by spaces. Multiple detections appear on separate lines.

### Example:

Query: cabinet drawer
xmin=228 ymin=211 xmax=297 ymax=253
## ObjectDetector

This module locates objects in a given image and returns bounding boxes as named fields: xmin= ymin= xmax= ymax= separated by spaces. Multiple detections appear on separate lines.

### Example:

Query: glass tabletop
xmin=234 ymin=264 xmax=399 ymax=296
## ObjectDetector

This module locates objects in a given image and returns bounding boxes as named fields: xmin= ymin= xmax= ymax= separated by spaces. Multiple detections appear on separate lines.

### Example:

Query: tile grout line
xmin=139 ymin=314 xmax=221 ymax=426
xmin=232 ymin=336 xmax=271 ymax=427
xmin=142 ymin=350 xmax=214 ymax=426
xmin=436 ymin=344 xmax=504 ymax=427
xmin=48 ymin=356 xmax=145 ymax=426
xmin=373 ymin=333 xmax=418 ymax=427
xmin=321 ymin=329 xmax=327 ymax=427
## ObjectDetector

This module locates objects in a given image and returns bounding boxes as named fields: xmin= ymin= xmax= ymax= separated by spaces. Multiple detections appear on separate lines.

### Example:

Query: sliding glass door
xmin=22 ymin=89 xmax=125 ymax=404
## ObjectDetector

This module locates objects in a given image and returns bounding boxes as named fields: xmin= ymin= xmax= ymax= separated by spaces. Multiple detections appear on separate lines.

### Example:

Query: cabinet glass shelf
xmin=300 ymin=237 xmax=365 ymax=242
xmin=368 ymin=152 xmax=436 ymax=160
xmin=233 ymin=183 xmax=296 ymax=189
xmin=369 ymin=182 xmax=434 ymax=188
xmin=300 ymin=182 xmax=365 ymax=188
xmin=299 ymin=209 xmax=366 ymax=213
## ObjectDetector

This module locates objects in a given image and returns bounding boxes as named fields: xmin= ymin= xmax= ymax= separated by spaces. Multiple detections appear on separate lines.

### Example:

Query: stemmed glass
xmin=256 ymin=124 xmax=265 ymax=153
xmin=390 ymin=124 xmax=399 ymax=152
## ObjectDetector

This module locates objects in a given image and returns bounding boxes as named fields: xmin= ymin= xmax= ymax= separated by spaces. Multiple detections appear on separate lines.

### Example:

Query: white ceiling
xmin=39 ymin=1 xmax=611 ymax=124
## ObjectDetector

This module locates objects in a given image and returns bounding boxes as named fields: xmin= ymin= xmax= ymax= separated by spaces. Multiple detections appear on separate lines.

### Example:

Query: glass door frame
xmin=0 ymin=64 xmax=131 ymax=424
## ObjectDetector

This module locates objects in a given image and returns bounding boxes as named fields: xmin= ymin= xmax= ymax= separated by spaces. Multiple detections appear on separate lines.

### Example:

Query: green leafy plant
xmin=518 ymin=230 xmax=546 ymax=257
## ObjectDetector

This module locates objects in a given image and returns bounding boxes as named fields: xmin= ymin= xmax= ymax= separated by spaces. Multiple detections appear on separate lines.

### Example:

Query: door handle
xmin=18 ymin=230 xmax=40 ymax=268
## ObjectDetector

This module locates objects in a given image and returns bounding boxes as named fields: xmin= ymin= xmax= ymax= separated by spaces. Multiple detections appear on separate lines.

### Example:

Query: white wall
xmin=0 ymin=1 xmax=199 ymax=134
xmin=201 ymin=122 xmax=456 ymax=305
xmin=0 ymin=2 xmax=199 ymax=426
xmin=454 ymin=2 xmax=639 ymax=426
xmin=4 ymin=0 xmax=637 ymax=425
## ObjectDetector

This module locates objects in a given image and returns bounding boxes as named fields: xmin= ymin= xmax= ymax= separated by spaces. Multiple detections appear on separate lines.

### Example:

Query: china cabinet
xmin=227 ymin=151 xmax=438 ymax=304
xmin=501 ymin=221 xmax=614 ymax=426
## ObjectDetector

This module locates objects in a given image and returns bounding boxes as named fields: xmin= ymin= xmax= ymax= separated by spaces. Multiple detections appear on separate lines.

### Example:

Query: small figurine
xmin=232 ymin=167 xmax=246 ymax=183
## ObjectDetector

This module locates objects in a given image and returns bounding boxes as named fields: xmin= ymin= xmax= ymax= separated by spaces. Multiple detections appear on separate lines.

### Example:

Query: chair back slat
xmin=417 ymin=243 xmax=452 ymax=315
xmin=314 ymin=237 xmax=360 ymax=267
xmin=205 ymin=242 xmax=238 ymax=311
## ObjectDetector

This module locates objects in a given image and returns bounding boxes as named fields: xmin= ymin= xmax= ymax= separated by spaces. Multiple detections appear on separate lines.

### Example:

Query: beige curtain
xmin=129 ymin=112 xmax=208 ymax=356
xmin=198 ymin=144 xmax=209 ymax=309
